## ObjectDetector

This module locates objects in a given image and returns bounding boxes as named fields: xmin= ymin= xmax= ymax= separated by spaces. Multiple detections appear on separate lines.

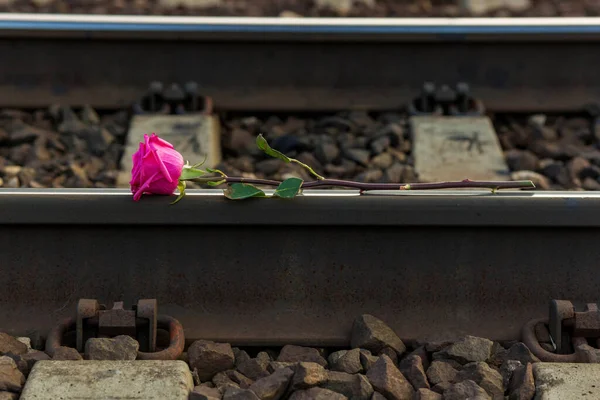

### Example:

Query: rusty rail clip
xmin=133 ymin=81 xmax=213 ymax=115
xmin=45 ymin=299 xmax=185 ymax=360
xmin=522 ymin=299 xmax=600 ymax=363
xmin=407 ymin=82 xmax=484 ymax=117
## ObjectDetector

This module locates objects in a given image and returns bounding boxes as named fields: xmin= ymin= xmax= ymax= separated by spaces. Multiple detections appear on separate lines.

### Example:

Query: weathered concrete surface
xmin=533 ymin=363 xmax=600 ymax=400
xmin=20 ymin=360 xmax=193 ymax=399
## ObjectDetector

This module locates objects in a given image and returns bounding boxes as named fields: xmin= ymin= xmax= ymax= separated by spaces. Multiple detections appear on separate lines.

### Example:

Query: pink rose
xmin=130 ymin=133 xmax=184 ymax=201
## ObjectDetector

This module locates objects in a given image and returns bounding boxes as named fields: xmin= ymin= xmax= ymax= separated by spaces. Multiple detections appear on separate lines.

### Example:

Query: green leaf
xmin=256 ymin=134 xmax=290 ymax=163
xmin=179 ymin=167 xmax=206 ymax=181
xmin=223 ymin=183 xmax=267 ymax=200
xmin=206 ymin=179 xmax=226 ymax=187
xmin=191 ymin=154 xmax=207 ymax=169
xmin=171 ymin=181 xmax=187 ymax=205
xmin=206 ymin=168 xmax=226 ymax=177
xmin=274 ymin=177 xmax=303 ymax=199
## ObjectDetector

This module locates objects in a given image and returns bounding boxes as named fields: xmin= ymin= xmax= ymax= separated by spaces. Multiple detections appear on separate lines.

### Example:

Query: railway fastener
xmin=45 ymin=299 xmax=185 ymax=361
xmin=522 ymin=300 xmax=600 ymax=363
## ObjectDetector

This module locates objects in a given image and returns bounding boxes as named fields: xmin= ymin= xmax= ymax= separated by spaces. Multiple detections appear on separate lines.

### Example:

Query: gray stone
xmin=424 ymin=342 xmax=452 ymax=353
xmin=0 ymin=357 xmax=24 ymax=393
xmin=508 ymin=363 xmax=534 ymax=400
xmin=331 ymin=348 xmax=362 ymax=374
xmin=223 ymin=386 xmax=260 ymax=400
xmin=85 ymin=335 xmax=139 ymax=360
xmin=426 ymin=361 xmax=458 ymax=386
xmin=371 ymin=392 xmax=386 ymax=400
xmin=488 ymin=342 xmax=508 ymax=367
xmin=2 ymin=354 xmax=27 ymax=378
xmin=249 ymin=367 xmax=294 ymax=400
xmin=256 ymin=159 xmax=281 ymax=175
xmin=444 ymin=380 xmax=491 ymax=400
xmin=343 ymin=148 xmax=371 ymax=166
xmin=52 ymin=346 xmax=83 ymax=361
xmin=582 ymin=177 xmax=600 ymax=190
xmin=351 ymin=315 xmax=405 ymax=356
xmin=416 ymin=388 xmax=442 ymax=400
xmin=291 ymin=362 xmax=327 ymax=391
xmin=277 ymin=345 xmax=327 ymax=367
xmin=228 ymin=128 xmax=255 ymax=155
xmin=327 ymin=350 xmax=348 ymax=367
xmin=366 ymin=355 xmax=414 ymax=400
xmin=356 ymin=168 xmax=383 ymax=183
xmin=371 ymin=152 xmax=394 ymax=169
xmin=20 ymin=351 xmax=50 ymax=375
xmin=189 ymin=340 xmax=235 ymax=382
xmin=501 ymin=360 xmax=523 ymax=391
xmin=212 ymin=371 xmax=240 ymax=392
xmin=322 ymin=371 xmax=373 ymax=400
xmin=315 ymin=142 xmax=340 ymax=165
xmin=505 ymin=149 xmax=539 ymax=172
xmin=431 ymin=381 xmax=452 ymax=394
xmin=20 ymin=360 xmax=193 ymax=400
xmin=226 ymin=370 xmax=254 ymax=389
xmin=399 ymin=354 xmax=429 ymax=390
xmin=233 ymin=348 xmax=251 ymax=367
xmin=359 ymin=350 xmax=379 ymax=372
xmin=406 ymin=346 xmax=429 ymax=371
xmin=269 ymin=361 xmax=296 ymax=372
xmin=370 ymin=136 xmax=391 ymax=154
xmin=505 ymin=343 xmax=540 ymax=365
xmin=237 ymin=352 xmax=270 ymax=380
xmin=190 ymin=385 xmax=222 ymax=400
xmin=456 ymin=362 xmax=503 ymax=399
xmin=0 ymin=334 xmax=27 ymax=356
xmin=289 ymin=387 xmax=347 ymax=400
xmin=315 ymin=0 xmax=375 ymax=15
xmin=434 ymin=336 xmax=493 ymax=365
xmin=385 ymin=163 xmax=405 ymax=183
xmin=378 ymin=347 xmax=399 ymax=365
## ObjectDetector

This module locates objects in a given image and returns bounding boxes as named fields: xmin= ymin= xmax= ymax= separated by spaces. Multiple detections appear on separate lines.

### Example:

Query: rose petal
xmin=133 ymin=171 xmax=159 ymax=201
xmin=150 ymin=133 xmax=175 ymax=150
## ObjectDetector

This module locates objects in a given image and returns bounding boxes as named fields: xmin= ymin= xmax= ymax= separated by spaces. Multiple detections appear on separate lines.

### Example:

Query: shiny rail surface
xmin=1 ymin=188 xmax=600 ymax=345
xmin=2 ymin=15 xmax=600 ymax=41
xmin=0 ymin=15 xmax=599 ymax=111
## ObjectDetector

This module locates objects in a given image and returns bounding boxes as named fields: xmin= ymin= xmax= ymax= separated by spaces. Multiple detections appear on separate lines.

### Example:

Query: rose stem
xmin=218 ymin=177 xmax=535 ymax=191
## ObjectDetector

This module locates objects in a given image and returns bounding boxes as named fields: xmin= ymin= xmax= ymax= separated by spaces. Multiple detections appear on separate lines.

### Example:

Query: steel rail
xmin=1 ymin=189 xmax=600 ymax=345
xmin=1 ymin=14 xmax=600 ymax=41
xmin=0 ymin=15 xmax=598 ymax=111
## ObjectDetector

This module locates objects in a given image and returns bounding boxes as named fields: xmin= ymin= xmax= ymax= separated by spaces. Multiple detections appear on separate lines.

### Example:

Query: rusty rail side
xmin=1 ymin=189 xmax=600 ymax=345
xmin=0 ymin=16 xmax=599 ymax=111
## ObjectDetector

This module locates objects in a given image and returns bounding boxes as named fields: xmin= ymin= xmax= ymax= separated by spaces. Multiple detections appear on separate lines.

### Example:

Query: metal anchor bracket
xmin=45 ymin=298 xmax=185 ymax=360
xmin=133 ymin=81 xmax=213 ymax=115
xmin=522 ymin=299 xmax=600 ymax=363
xmin=407 ymin=82 xmax=485 ymax=117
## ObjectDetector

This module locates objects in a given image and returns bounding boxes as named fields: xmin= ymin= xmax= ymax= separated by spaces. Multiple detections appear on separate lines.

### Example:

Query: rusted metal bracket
xmin=45 ymin=299 xmax=184 ymax=360
xmin=522 ymin=300 xmax=600 ymax=362
xmin=407 ymin=82 xmax=485 ymax=117
xmin=133 ymin=81 xmax=213 ymax=115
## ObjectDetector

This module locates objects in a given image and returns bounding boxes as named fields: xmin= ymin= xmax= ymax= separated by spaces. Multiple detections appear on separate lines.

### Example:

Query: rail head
xmin=0 ymin=188 xmax=598 ymax=227
xmin=1 ymin=14 xmax=600 ymax=41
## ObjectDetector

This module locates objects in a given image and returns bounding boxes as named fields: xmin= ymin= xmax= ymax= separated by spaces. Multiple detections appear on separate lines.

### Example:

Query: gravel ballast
xmin=0 ymin=107 xmax=598 ymax=191
xmin=0 ymin=314 xmax=552 ymax=399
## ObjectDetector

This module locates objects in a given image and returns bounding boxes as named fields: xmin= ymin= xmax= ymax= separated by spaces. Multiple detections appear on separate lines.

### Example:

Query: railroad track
xmin=0 ymin=14 xmax=600 ymax=399
xmin=1 ymin=15 xmax=600 ymax=111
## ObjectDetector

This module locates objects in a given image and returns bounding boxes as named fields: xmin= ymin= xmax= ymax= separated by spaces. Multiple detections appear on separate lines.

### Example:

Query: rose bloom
xmin=130 ymin=133 xmax=184 ymax=201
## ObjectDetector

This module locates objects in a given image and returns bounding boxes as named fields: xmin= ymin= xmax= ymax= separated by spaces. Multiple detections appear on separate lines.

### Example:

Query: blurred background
xmin=0 ymin=0 xmax=598 ymax=18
